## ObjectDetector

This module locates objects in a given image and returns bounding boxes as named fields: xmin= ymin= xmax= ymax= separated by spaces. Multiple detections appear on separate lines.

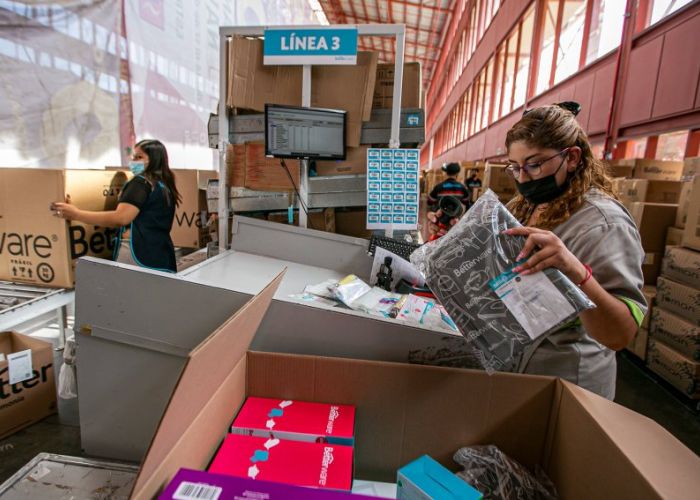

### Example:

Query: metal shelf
xmin=0 ymin=281 xmax=74 ymax=341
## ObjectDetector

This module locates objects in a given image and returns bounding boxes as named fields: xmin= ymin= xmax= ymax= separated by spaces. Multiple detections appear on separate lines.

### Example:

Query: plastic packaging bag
xmin=332 ymin=275 xmax=373 ymax=308
xmin=58 ymin=337 xmax=77 ymax=399
xmin=454 ymin=445 xmax=558 ymax=500
xmin=410 ymin=190 xmax=594 ymax=373
xmin=352 ymin=287 xmax=402 ymax=317
xmin=304 ymin=279 xmax=339 ymax=300
xmin=288 ymin=293 xmax=339 ymax=307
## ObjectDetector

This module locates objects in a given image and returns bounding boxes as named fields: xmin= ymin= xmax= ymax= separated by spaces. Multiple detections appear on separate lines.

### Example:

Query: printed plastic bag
xmin=58 ymin=337 xmax=77 ymax=399
xmin=454 ymin=445 xmax=558 ymax=500
xmin=410 ymin=190 xmax=594 ymax=373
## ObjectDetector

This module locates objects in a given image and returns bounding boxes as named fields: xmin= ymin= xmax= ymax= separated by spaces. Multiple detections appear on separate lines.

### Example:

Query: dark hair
xmin=505 ymin=104 xmax=616 ymax=229
xmin=135 ymin=139 xmax=182 ymax=207
xmin=442 ymin=162 xmax=461 ymax=176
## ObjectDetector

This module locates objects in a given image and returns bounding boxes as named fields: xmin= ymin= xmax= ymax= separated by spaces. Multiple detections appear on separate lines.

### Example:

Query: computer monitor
xmin=265 ymin=104 xmax=346 ymax=160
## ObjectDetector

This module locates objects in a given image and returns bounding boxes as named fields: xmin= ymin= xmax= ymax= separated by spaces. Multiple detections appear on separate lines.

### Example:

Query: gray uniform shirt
xmin=517 ymin=190 xmax=647 ymax=399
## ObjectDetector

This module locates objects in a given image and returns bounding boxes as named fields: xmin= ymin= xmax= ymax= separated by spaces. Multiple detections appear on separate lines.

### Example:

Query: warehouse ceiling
xmin=319 ymin=0 xmax=456 ymax=89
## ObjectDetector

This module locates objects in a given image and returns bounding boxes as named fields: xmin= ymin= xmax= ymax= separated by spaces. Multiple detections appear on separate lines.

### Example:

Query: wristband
xmin=578 ymin=264 xmax=593 ymax=287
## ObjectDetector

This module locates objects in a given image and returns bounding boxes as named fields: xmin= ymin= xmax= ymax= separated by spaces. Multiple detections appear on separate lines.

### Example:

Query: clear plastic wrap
xmin=332 ymin=275 xmax=373 ymax=308
xmin=454 ymin=445 xmax=558 ymax=500
xmin=410 ymin=190 xmax=594 ymax=372
xmin=58 ymin=337 xmax=77 ymax=399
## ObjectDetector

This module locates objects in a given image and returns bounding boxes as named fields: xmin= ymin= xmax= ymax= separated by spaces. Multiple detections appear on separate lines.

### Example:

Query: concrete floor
xmin=0 ymin=353 xmax=698 ymax=486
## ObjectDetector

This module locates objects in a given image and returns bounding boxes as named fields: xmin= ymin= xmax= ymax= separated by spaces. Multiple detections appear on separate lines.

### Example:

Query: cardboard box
xmin=372 ymin=62 xmax=422 ymax=110
xmin=682 ymin=176 xmax=700 ymax=251
xmin=315 ymin=146 xmax=369 ymax=176
xmin=231 ymin=397 xmax=355 ymax=445
xmin=267 ymin=208 xmax=336 ymax=233
xmin=629 ymin=202 xmax=678 ymax=284
xmin=650 ymin=308 xmax=700 ymax=362
xmin=616 ymin=179 xmax=682 ymax=206
xmin=226 ymin=37 xmax=301 ymax=112
xmin=208 ymin=434 xmax=353 ymax=490
xmin=129 ymin=272 xmax=700 ymax=500
xmin=312 ymin=52 xmax=379 ymax=147
xmin=396 ymin=455 xmax=482 ymax=500
xmin=0 ymin=332 xmax=56 ymax=439
xmin=666 ymin=227 xmax=684 ymax=246
xmin=171 ymin=170 xmax=217 ymax=249
xmin=662 ymin=246 xmax=700 ymax=289
xmin=641 ymin=286 xmax=656 ymax=330
xmin=656 ymin=276 xmax=700 ymax=327
xmin=0 ymin=169 xmax=129 ymax=288
xmin=631 ymin=159 xmax=684 ymax=181
xmin=607 ymin=162 xmax=635 ymax=179
xmin=647 ymin=339 xmax=700 ymax=398
xmin=627 ymin=328 xmax=649 ymax=361
xmin=483 ymin=164 xmax=516 ymax=203
xmin=244 ymin=142 xmax=300 ymax=192
xmin=683 ymin=157 xmax=700 ymax=179
xmin=676 ymin=181 xmax=693 ymax=228
xmin=334 ymin=209 xmax=371 ymax=239
xmin=160 ymin=469 xmax=376 ymax=500
xmin=226 ymin=143 xmax=247 ymax=187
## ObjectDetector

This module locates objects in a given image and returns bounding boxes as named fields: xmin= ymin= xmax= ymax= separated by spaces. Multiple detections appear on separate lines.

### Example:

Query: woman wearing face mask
xmin=427 ymin=103 xmax=646 ymax=399
xmin=52 ymin=139 xmax=181 ymax=273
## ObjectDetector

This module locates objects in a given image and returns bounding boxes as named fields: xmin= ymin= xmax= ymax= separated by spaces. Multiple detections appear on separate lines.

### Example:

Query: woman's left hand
xmin=51 ymin=197 xmax=80 ymax=221
xmin=503 ymin=227 xmax=588 ymax=284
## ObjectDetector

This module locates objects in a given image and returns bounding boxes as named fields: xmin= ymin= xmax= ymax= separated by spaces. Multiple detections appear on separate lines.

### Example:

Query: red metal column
xmin=685 ymin=130 xmax=700 ymax=158
xmin=644 ymin=135 xmax=659 ymax=159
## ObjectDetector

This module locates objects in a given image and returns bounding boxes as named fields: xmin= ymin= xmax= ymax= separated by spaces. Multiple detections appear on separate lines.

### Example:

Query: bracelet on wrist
xmin=578 ymin=264 xmax=593 ymax=287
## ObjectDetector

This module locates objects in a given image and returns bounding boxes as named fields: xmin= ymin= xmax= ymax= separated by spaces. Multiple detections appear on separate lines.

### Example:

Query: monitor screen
xmin=265 ymin=104 xmax=346 ymax=160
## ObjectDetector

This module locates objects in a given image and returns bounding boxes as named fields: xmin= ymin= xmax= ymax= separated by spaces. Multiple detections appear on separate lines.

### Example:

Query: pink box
xmin=232 ymin=397 xmax=355 ymax=445
xmin=208 ymin=434 xmax=354 ymax=491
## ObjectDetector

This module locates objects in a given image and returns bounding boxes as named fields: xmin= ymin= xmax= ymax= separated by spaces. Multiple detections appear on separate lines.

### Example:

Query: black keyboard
xmin=367 ymin=234 xmax=421 ymax=262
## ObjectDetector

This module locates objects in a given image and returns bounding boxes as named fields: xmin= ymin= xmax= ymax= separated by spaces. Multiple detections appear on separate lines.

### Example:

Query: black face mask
xmin=515 ymin=156 xmax=570 ymax=205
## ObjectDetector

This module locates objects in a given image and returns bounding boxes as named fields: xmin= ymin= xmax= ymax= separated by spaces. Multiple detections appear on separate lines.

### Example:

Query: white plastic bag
xmin=58 ymin=337 xmax=77 ymax=399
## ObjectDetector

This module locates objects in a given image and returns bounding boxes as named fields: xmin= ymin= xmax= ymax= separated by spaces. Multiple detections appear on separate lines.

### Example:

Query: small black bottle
xmin=376 ymin=256 xmax=393 ymax=291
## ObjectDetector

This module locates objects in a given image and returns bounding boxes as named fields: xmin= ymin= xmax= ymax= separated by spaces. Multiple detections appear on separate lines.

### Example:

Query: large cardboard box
xmin=312 ymin=52 xmax=379 ymax=147
xmin=315 ymin=146 xmax=369 ymax=176
xmin=656 ymin=276 xmax=700 ymax=327
xmin=226 ymin=37 xmax=301 ymax=112
xmin=244 ymin=143 xmax=300 ymax=192
xmin=683 ymin=157 xmax=700 ymax=179
xmin=0 ymin=332 xmax=56 ymax=439
xmin=631 ymin=159 xmax=684 ymax=181
xmin=647 ymin=338 xmax=700 ymax=398
xmin=629 ymin=202 xmax=678 ymax=285
xmin=171 ymin=170 xmax=217 ymax=249
xmin=650 ymin=307 xmax=700 ymax=361
xmin=607 ymin=161 xmax=635 ymax=179
xmin=682 ymin=176 xmax=700 ymax=251
xmin=483 ymin=164 xmax=516 ymax=203
xmin=129 ymin=273 xmax=700 ymax=500
xmin=616 ymin=179 xmax=682 ymax=207
xmin=661 ymin=246 xmax=700 ymax=289
xmin=675 ymin=181 xmax=693 ymax=228
xmin=0 ymin=169 xmax=129 ymax=288
xmin=641 ymin=285 xmax=656 ymax=330
xmin=226 ymin=144 xmax=247 ymax=187
xmin=666 ymin=227 xmax=684 ymax=246
xmin=335 ymin=208 xmax=371 ymax=239
xmin=372 ymin=62 xmax=422 ymax=110
xmin=627 ymin=327 xmax=649 ymax=360
xmin=267 ymin=208 xmax=335 ymax=233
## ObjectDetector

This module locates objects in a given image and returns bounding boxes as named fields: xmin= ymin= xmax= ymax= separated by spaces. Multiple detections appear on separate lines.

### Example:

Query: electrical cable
xmin=279 ymin=159 xmax=319 ymax=231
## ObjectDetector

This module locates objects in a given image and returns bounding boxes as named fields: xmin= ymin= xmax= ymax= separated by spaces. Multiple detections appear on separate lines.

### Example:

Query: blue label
xmin=368 ymin=160 xmax=380 ymax=170
xmin=406 ymin=172 xmax=417 ymax=181
xmin=381 ymin=171 xmax=392 ymax=180
xmin=381 ymin=204 xmax=392 ymax=213
xmin=368 ymin=149 xmax=380 ymax=159
xmin=394 ymin=150 xmax=406 ymax=160
xmin=368 ymin=203 xmax=380 ymax=212
xmin=393 ymin=193 xmax=405 ymax=202
xmin=382 ymin=182 xmax=393 ymax=190
xmin=406 ymin=215 xmax=418 ymax=224
xmin=407 ymin=113 xmax=420 ymax=126
xmin=368 ymin=214 xmax=380 ymax=223
xmin=393 ymin=204 xmax=405 ymax=213
xmin=368 ymin=171 xmax=380 ymax=180
xmin=406 ymin=193 xmax=418 ymax=203
xmin=406 ymin=150 xmax=419 ymax=160
xmin=406 ymin=204 xmax=418 ymax=213
xmin=394 ymin=172 xmax=405 ymax=181
xmin=407 ymin=161 xmax=419 ymax=171
xmin=406 ymin=183 xmax=418 ymax=191
xmin=394 ymin=182 xmax=405 ymax=191
xmin=381 ymin=193 xmax=392 ymax=202
xmin=368 ymin=192 xmax=380 ymax=202
xmin=393 ymin=162 xmax=405 ymax=170
xmin=368 ymin=181 xmax=380 ymax=191
xmin=393 ymin=215 xmax=405 ymax=224
xmin=264 ymin=28 xmax=358 ymax=57
xmin=381 ymin=161 xmax=393 ymax=170
xmin=381 ymin=214 xmax=392 ymax=223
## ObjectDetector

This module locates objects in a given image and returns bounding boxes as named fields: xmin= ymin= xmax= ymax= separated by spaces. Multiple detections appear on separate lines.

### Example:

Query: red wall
xmin=429 ymin=1 xmax=700 ymax=165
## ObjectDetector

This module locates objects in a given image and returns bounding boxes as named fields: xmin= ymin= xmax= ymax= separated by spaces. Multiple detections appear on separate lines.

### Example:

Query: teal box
xmin=397 ymin=455 xmax=482 ymax=500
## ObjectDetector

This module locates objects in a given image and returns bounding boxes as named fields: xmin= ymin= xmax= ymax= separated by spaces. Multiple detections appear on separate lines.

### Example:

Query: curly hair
xmin=505 ymin=105 xmax=617 ymax=230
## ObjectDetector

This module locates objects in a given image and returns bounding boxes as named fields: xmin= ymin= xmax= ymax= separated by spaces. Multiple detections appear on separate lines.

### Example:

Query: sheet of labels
xmin=366 ymin=148 xmax=420 ymax=230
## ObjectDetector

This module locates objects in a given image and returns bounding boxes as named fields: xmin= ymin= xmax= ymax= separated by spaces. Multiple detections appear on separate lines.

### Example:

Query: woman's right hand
xmin=427 ymin=210 xmax=459 ymax=238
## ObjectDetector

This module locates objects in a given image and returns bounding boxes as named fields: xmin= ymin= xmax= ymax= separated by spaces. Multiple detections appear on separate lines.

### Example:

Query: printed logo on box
xmin=393 ymin=183 xmax=405 ymax=191
xmin=406 ymin=193 xmax=418 ymax=203
xmin=393 ymin=193 xmax=405 ymax=202
xmin=380 ymin=193 xmax=392 ymax=202
xmin=381 ymin=204 xmax=392 ymax=214
xmin=368 ymin=193 xmax=380 ymax=202
xmin=368 ymin=171 xmax=380 ymax=180
xmin=368 ymin=161 xmax=380 ymax=170
xmin=368 ymin=203 xmax=379 ymax=212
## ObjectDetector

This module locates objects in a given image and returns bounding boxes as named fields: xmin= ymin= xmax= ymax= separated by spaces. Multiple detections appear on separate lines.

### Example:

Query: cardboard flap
xmin=549 ymin=381 xmax=700 ymax=499
xmin=130 ymin=270 xmax=286 ymax=500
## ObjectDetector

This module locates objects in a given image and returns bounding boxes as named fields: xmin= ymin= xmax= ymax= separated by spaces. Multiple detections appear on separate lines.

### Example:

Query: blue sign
xmin=264 ymin=28 xmax=358 ymax=65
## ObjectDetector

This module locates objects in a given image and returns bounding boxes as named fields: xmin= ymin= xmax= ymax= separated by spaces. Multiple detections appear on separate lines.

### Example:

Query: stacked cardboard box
xmin=615 ymin=179 xmax=682 ymax=209
xmin=225 ymin=142 xmax=301 ymax=192
xmin=628 ymin=202 xmax=678 ymax=285
xmin=681 ymin=176 xmax=700 ymax=251
xmin=267 ymin=208 xmax=336 ymax=233
xmin=648 ymin=244 xmax=700 ymax=398
xmin=315 ymin=146 xmax=369 ymax=177
xmin=372 ymin=62 xmax=422 ymax=110
xmin=483 ymin=164 xmax=516 ymax=204
xmin=335 ymin=208 xmax=371 ymax=239
xmin=171 ymin=170 xmax=217 ymax=249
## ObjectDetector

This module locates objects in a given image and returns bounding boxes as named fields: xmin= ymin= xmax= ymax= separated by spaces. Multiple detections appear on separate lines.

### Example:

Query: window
xmin=514 ymin=8 xmax=534 ymax=109
xmin=629 ymin=137 xmax=648 ymax=159
xmin=649 ymin=0 xmax=694 ymax=26
xmin=482 ymin=56 xmax=495 ymax=129
xmin=554 ymin=1 xmax=587 ymax=85
xmin=586 ymin=0 xmax=625 ymax=64
xmin=536 ymin=0 xmax=559 ymax=94
xmin=656 ymin=130 xmax=689 ymax=161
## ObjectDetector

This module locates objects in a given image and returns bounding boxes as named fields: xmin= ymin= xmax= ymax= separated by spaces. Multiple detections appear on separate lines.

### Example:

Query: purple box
xmin=159 ymin=469 xmax=378 ymax=499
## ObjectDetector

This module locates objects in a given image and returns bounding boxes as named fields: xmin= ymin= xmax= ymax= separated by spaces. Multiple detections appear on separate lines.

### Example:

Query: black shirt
xmin=427 ymin=178 xmax=471 ymax=209
xmin=118 ymin=176 xmax=176 ymax=272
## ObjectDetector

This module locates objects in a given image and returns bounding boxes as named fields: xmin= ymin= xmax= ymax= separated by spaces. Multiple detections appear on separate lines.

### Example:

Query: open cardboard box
xmin=131 ymin=272 xmax=700 ymax=499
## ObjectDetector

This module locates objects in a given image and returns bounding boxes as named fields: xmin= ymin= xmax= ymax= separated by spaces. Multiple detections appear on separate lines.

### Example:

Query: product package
xmin=208 ymin=435 xmax=353 ymax=491
xmin=231 ymin=397 xmax=355 ymax=445
xmin=332 ymin=275 xmax=373 ymax=308
xmin=352 ymin=287 xmax=403 ymax=317
xmin=397 ymin=455 xmax=482 ymax=500
xmin=410 ymin=190 xmax=594 ymax=372
xmin=454 ymin=445 xmax=558 ymax=500
xmin=160 ymin=469 xmax=376 ymax=499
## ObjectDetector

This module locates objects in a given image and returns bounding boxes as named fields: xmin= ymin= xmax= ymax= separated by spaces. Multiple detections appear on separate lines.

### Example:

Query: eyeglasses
xmin=505 ymin=148 xmax=570 ymax=178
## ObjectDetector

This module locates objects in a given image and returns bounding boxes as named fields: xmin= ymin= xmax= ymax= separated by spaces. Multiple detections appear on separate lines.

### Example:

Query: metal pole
xmin=300 ymin=64 xmax=312 ymax=229
xmin=389 ymin=26 xmax=405 ymax=149
xmin=218 ymin=31 xmax=230 ymax=250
